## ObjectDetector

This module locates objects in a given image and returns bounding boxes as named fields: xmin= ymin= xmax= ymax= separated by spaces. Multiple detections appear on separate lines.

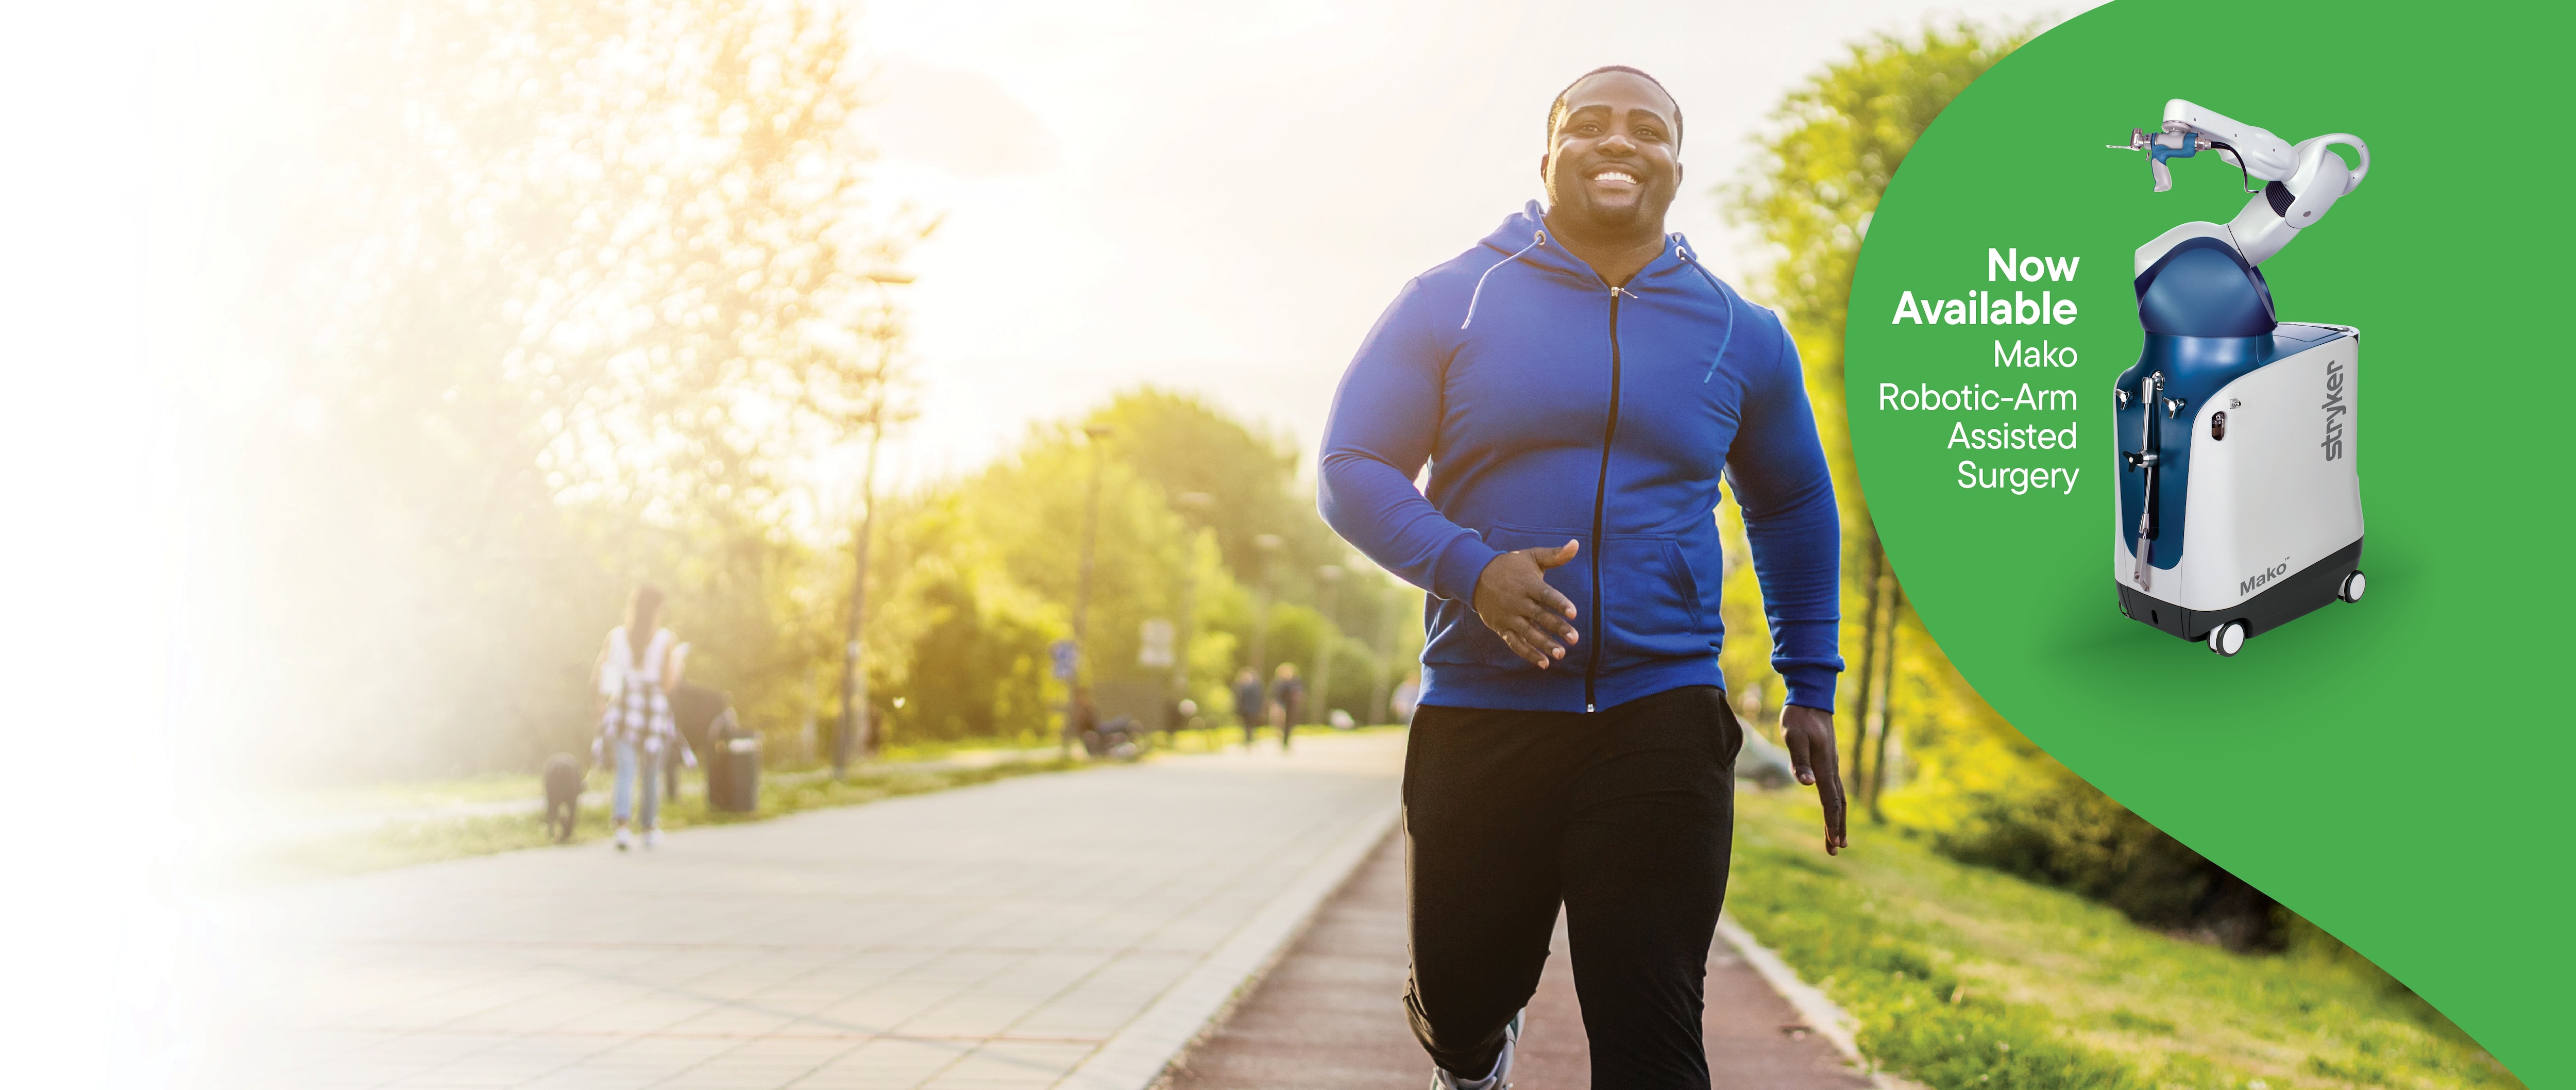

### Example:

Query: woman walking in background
xmin=596 ymin=584 xmax=690 ymax=851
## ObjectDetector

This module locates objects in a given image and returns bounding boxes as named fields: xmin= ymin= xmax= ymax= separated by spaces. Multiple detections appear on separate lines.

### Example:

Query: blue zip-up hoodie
xmin=1318 ymin=202 xmax=1843 ymax=713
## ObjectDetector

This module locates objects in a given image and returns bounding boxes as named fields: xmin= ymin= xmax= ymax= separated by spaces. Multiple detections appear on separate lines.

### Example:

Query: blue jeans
xmin=612 ymin=739 xmax=662 ymax=829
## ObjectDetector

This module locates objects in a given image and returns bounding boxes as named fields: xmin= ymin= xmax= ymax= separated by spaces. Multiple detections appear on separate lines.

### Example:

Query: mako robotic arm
xmin=2109 ymin=99 xmax=2369 ymax=264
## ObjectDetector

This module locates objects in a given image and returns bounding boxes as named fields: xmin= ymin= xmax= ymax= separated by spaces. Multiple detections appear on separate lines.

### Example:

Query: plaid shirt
xmin=599 ymin=626 xmax=679 ymax=756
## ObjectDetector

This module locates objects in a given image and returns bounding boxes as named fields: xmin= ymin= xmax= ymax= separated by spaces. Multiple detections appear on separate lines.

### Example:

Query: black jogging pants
xmin=1403 ymin=684 xmax=1741 ymax=1088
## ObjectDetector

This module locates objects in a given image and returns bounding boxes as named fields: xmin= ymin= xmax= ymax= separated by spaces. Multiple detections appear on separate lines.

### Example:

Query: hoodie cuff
xmin=1781 ymin=667 xmax=1838 ymax=714
xmin=1429 ymin=534 xmax=1503 ymax=603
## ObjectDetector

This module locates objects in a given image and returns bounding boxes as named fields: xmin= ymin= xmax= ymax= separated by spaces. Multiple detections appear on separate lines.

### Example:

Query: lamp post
xmin=836 ymin=268 xmax=913 ymax=778
xmin=835 ymin=408 xmax=886 ymax=777
xmin=1173 ymin=492 xmax=1214 ymax=733
xmin=1360 ymin=557 xmax=1391 ymax=727
xmin=1070 ymin=426 xmax=1114 ymax=690
xmin=1310 ymin=564 xmax=1343 ymax=726
xmin=1248 ymin=534 xmax=1284 ymax=683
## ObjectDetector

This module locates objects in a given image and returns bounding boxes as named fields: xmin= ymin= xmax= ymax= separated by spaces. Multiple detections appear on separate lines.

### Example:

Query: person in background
xmin=1270 ymin=663 xmax=1307 ymax=752
xmin=595 ymin=584 xmax=691 ymax=851
xmin=1232 ymin=667 xmax=1266 ymax=749
xmin=1066 ymin=689 xmax=1099 ymax=757
xmin=1391 ymin=669 xmax=1421 ymax=725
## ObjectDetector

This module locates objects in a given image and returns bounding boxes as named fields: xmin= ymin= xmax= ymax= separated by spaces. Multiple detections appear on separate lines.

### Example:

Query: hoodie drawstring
xmin=1461 ymin=232 xmax=1737 ymax=377
xmin=1461 ymin=230 xmax=1546 ymax=329
xmin=1675 ymin=240 xmax=1738 ymax=383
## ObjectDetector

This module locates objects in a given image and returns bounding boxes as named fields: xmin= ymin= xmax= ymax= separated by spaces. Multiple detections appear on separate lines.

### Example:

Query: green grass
xmin=289 ymin=768 xmax=564 ymax=813
xmin=1148 ymin=722 xmax=1409 ymax=750
xmin=1727 ymin=791 xmax=2523 ymax=1090
xmin=786 ymin=720 xmax=1404 ymax=766
xmin=239 ymin=754 xmax=1087 ymax=883
xmin=225 ymin=724 xmax=1401 ymax=883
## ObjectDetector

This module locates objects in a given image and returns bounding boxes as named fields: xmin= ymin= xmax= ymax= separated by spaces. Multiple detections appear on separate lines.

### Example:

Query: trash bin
xmin=669 ymin=683 xmax=729 ymax=802
xmin=707 ymin=708 xmax=760 ymax=813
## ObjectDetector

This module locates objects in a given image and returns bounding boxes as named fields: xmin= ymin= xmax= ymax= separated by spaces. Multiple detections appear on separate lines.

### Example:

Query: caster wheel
xmin=2207 ymin=621 xmax=2247 ymax=657
xmin=2338 ymin=569 xmax=2366 ymax=603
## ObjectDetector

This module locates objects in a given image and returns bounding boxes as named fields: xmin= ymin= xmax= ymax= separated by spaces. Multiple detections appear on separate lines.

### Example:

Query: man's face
xmin=1541 ymin=72 xmax=1682 ymax=236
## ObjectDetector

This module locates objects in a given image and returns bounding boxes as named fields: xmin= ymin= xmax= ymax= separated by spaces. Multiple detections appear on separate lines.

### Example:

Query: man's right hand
xmin=1779 ymin=704 xmax=1848 ymax=856
xmin=1472 ymin=540 xmax=1582 ymax=668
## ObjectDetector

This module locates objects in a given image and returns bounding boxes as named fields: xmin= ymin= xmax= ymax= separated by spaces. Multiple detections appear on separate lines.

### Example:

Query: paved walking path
xmin=185 ymin=730 xmax=1876 ymax=1089
xmin=1160 ymin=822 xmax=1876 ymax=1089
xmin=189 ymin=733 xmax=1403 ymax=1089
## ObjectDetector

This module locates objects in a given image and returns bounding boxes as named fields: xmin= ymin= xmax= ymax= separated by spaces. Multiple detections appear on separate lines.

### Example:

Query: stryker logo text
xmin=2240 ymin=562 xmax=2290 ymax=597
xmin=2320 ymin=359 xmax=2347 ymax=460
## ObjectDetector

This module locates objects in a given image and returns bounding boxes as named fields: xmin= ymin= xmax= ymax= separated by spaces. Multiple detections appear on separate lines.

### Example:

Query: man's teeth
xmin=1594 ymin=171 xmax=1636 ymax=183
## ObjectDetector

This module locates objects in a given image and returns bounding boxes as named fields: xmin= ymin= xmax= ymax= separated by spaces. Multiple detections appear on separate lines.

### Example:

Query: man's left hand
xmin=1778 ymin=703 xmax=1848 ymax=856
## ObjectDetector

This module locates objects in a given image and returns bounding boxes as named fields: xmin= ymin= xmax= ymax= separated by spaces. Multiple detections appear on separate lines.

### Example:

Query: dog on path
xmin=542 ymin=753 xmax=584 ymax=843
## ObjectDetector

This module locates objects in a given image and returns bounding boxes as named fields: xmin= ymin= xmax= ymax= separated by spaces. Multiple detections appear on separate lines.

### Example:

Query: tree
xmin=860 ymin=420 xmax=1219 ymax=743
xmin=223 ymin=0 xmax=925 ymax=780
xmin=1083 ymin=387 xmax=1416 ymax=713
xmin=1724 ymin=21 xmax=2298 ymax=949
xmin=1722 ymin=20 xmax=2030 ymax=813
xmin=1082 ymin=389 xmax=1340 ymax=597
xmin=1728 ymin=23 xmax=2029 ymax=392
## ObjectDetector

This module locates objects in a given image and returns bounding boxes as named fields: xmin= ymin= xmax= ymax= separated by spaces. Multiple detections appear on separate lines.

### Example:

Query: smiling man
xmin=1318 ymin=66 xmax=1849 ymax=1088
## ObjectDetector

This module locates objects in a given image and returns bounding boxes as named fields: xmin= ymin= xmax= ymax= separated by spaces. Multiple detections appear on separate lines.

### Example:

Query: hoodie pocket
xmin=1421 ymin=522 xmax=1592 ymax=669
xmin=1600 ymin=533 xmax=1709 ymax=663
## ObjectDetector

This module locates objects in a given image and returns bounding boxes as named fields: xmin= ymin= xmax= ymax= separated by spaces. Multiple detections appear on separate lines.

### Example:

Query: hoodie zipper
xmin=1585 ymin=285 xmax=1625 ymax=712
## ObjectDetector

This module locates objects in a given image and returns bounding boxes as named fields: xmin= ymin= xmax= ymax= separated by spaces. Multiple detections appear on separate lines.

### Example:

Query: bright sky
xmin=849 ymin=0 xmax=2106 ymax=495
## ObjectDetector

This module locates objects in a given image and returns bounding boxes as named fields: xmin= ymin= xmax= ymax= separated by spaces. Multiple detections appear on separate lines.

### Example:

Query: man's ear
xmin=1537 ymin=150 xmax=1551 ymax=183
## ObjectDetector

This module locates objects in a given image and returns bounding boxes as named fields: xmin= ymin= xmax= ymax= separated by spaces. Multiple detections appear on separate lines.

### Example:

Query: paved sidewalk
xmin=188 ymin=733 xmax=1403 ymax=1089
xmin=1161 ymin=823 xmax=1875 ymax=1089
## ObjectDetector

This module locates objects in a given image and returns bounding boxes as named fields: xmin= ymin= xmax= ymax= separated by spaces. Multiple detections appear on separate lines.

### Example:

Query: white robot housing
xmin=2107 ymin=100 xmax=2372 ymax=656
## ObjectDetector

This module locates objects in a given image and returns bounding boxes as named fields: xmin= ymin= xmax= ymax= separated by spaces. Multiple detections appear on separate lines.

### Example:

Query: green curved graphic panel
xmin=1842 ymin=1 xmax=2571 ymax=1078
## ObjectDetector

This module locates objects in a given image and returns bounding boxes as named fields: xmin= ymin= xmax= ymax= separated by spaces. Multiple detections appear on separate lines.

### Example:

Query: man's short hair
xmin=1546 ymin=65 xmax=1683 ymax=150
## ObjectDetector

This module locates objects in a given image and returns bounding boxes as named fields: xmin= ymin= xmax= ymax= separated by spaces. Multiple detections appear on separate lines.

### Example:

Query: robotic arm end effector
xmin=2107 ymin=126 xmax=2208 ymax=193
xmin=2108 ymin=100 xmax=2370 ymax=264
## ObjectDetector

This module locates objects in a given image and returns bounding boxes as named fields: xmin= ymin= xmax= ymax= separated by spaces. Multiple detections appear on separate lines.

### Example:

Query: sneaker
xmin=1430 ymin=1008 xmax=1521 ymax=1089
xmin=643 ymin=828 xmax=663 ymax=850
xmin=614 ymin=826 xmax=633 ymax=852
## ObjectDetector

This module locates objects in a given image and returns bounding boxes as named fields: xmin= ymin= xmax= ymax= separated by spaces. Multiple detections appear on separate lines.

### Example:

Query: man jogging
xmin=1318 ymin=66 xmax=1849 ymax=1089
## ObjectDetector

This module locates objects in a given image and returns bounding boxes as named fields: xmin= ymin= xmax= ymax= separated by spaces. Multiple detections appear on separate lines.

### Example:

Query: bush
xmin=1933 ymin=763 xmax=2283 ymax=950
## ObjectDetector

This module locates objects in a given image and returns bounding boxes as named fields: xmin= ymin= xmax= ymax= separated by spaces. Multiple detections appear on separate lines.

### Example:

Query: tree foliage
xmin=1728 ymin=22 xmax=2030 ymax=390
xmin=860 ymin=389 xmax=1421 ymax=746
xmin=219 ymin=0 xmax=924 ymax=780
xmin=1718 ymin=18 xmax=2030 ymax=767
